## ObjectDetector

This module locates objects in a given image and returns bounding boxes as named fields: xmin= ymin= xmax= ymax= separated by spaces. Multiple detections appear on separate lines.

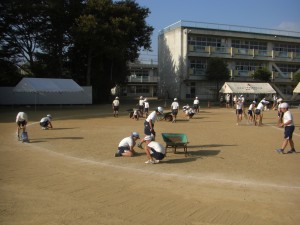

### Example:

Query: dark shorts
xmin=188 ymin=112 xmax=195 ymax=118
xmin=236 ymin=109 xmax=243 ymax=115
xmin=144 ymin=121 xmax=153 ymax=135
xmin=144 ymin=108 xmax=149 ymax=113
xmin=248 ymin=110 xmax=253 ymax=116
xmin=113 ymin=106 xmax=119 ymax=111
xmin=172 ymin=109 xmax=178 ymax=115
xmin=284 ymin=125 xmax=295 ymax=139
xmin=40 ymin=121 xmax=49 ymax=127
xmin=150 ymin=148 xmax=165 ymax=160
xmin=255 ymin=109 xmax=261 ymax=115
xmin=193 ymin=104 xmax=199 ymax=109
xmin=139 ymin=105 xmax=144 ymax=111
xmin=118 ymin=146 xmax=129 ymax=154
xmin=17 ymin=120 xmax=27 ymax=127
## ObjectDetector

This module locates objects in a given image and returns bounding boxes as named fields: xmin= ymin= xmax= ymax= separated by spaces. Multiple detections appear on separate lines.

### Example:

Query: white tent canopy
xmin=293 ymin=82 xmax=300 ymax=93
xmin=13 ymin=78 xmax=83 ymax=93
xmin=219 ymin=82 xmax=276 ymax=94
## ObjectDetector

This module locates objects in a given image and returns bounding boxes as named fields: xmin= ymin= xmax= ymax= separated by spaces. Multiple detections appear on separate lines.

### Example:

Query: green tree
xmin=252 ymin=67 xmax=271 ymax=82
xmin=71 ymin=0 xmax=153 ymax=102
xmin=36 ymin=0 xmax=84 ymax=78
xmin=294 ymin=72 xmax=300 ymax=82
xmin=206 ymin=57 xmax=230 ymax=100
xmin=0 ymin=0 xmax=44 ymax=75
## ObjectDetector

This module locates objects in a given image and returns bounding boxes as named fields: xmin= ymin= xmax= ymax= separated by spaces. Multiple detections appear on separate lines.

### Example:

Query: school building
xmin=158 ymin=20 xmax=300 ymax=100
xmin=122 ymin=59 xmax=158 ymax=98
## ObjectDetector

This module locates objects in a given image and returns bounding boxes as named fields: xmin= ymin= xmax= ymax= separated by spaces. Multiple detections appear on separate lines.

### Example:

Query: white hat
xmin=277 ymin=98 xmax=283 ymax=102
xmin=174 ymin=98 xmax=177 ymax=101
xmin=253 ymin=101 xmax=256 ymax=104
xmin=140 ymin=96 xmax=143 ymax=99
xmin=157 ymin=106 xmax=164 ymax=113
xmin=279 ymin=102 xmax=289 ymax=109
xmin=131 ymin=132 xmax=140 ymax=139
xmin=195 ymin=96 xmax=198 ymax=99
xmin=47 ymin=114 xmax=52 ymax=119
xmin=115 ymin=96 xmax=119 ymax=99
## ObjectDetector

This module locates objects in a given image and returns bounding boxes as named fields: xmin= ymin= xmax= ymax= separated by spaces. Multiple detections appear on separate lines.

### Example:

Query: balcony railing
xmin=127 ymin=75 xmax=159 ymax=83
xmin=160 ymin=20 xmax=300 ymax=38
xmin=187 ymin=69 xmax=296 ymax=82
xmin=188 ymin=45 xmax=299 ymax=61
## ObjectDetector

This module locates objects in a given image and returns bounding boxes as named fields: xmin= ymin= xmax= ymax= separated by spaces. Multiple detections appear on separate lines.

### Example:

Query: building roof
xmin=159 ymin=20 xmax=300 ymax=38
xmin=219 ymin=82 xmax=276 ymax=94
xmin=13 ymin=78 xmax=83 ymax=93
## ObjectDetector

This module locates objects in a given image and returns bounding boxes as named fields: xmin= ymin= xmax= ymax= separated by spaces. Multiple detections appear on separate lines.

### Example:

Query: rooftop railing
xmin=159 ymin=20 xmax=300 ymax=38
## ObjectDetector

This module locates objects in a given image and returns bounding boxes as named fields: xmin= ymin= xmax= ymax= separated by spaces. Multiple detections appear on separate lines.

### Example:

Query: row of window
xmin=189 ymin=58 xmax=299 ymax=73
xmin=232 ymin=39 xmax=267 ymax=50
xmin=188 ymin=35 xmax=300 ymax=52
xmin=274 ymin=43 xmax=300 ymax=53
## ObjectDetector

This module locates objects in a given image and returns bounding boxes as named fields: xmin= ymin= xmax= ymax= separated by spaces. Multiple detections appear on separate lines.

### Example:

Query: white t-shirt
xmin=171 ymin=101 xmax=179 ymax=109
xmin=248 ymin=103 xmax=255 ymax=110
xmin=256 ymin=102 xmax=264 ymax=110
xmin=40 ymin=117 xmax=51 ymax=123
xmin=193 ymin=99 xmax=199 ymax=104
xmin=283 ymin=111 xmax=294 ymax=126
xmin=139 ymin=99 xmax=144 ymax=106
xmin=16 ymin=112 xmax=28 ymax=122
xmin=146 ymin=111 xmax=157 ymax=123
xmin=118 ymin=136 xmax=135 ymax=148
xmin=144 ymin=101 xmax=149 ymax=109
xmin=147 ymin=141 xmax=165 ymax=154
xmin=236 ymin=101 xmax=243 ymax=110
xmin=112 ymin=99 xmax=119 ymax=106
xmin=225 ymin=94 xmax=230 ymax=101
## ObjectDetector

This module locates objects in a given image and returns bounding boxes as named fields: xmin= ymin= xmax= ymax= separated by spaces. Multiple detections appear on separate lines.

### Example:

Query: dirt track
xmin=0 ymin=103 xmax=300 ymax=225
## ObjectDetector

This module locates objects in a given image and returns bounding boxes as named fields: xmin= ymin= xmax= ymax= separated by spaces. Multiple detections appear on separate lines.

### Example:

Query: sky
xmin=135 ymin=0 xmax=300 ymax=61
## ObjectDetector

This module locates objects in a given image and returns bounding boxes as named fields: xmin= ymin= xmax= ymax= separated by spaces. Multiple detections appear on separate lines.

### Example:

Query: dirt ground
xmin=0 ymin=102 xmax=300 ymax=225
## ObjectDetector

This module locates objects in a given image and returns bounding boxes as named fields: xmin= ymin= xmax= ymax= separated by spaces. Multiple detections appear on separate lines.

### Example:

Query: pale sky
xmin=135 ymin=0 xmax=300 ymax=61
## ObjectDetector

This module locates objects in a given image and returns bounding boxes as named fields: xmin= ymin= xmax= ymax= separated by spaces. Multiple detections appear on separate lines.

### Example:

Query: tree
xmin=252 ymin=67 xmax=271 ymax=82
xmin=294 ymin=72 xmax=300 ymax=82
xmin=35 ymin=0 xmax=84 ymax=78
xmin=206 ymin=57 xmax=230 ymax=100
xmin=71 ymin=0 xmax=153 ymax=102
xmin=0 ymin=0 xmax=44 ymax=75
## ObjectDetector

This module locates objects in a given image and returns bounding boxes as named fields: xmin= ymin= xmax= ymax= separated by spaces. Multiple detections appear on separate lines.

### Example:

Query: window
xmin=274 ymin=43 xmax=300 ymax=53
xmin=235 ymin=61 xmax=264 ymax=71
xmin=276 ymin=63 xmax=299 ymax=72
xmin=188 ymin=35 xmax=222 ymax=51
xmin=131 ymin=69 xmax=148 ymax=77
xmin=189 ymin=58 xmax=207 ymax=75
xmin=136 ymin=85 xmax=150 ymax=93
xmin=232 ymin=39 xmax=267 ymax=50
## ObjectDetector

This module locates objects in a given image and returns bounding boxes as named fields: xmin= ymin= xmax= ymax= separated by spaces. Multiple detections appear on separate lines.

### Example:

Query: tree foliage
xmin=252 ymin=67 xmax=271 ymax=82
xmin=294 ymin=72 xmax=300 ymax=82
xmin=206 ymin=57 xmax=230 ymax=99
xmin=206 ymin=57 xmax=230 ymax=82
xmin=0 ymin=0 xmax=153 ymax=102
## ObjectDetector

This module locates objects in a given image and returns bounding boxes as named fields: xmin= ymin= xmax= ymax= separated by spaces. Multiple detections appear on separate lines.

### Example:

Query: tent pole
xmin=35 ymin=92 xmax=37 ymax=112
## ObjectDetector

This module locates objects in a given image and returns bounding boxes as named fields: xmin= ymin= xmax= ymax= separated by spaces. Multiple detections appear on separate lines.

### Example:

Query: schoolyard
xmin=0 ymin=101 xmax=299 ymax=225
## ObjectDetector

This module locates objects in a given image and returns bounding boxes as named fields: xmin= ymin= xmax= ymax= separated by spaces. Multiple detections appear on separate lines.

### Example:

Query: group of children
xmin=16 ymin=112 xmax=53 ymax=142
xmin=233 ymin=95 xmax=296 ymax=154
xmin=115 ymin=106 xmax=166 ymax=164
